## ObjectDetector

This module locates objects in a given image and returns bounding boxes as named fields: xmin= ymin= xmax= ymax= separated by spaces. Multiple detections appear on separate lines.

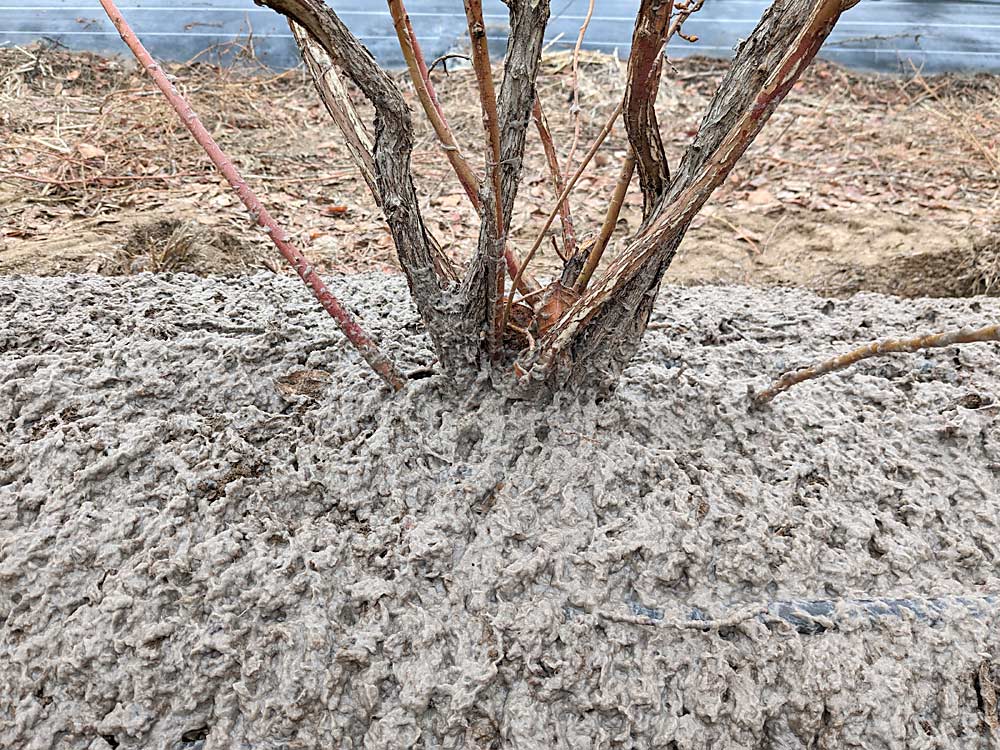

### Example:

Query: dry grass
xmin=109 ymin=218 xmax=260 ymax=274
xmin=961 ymin=227 xmax=1000 ymax=296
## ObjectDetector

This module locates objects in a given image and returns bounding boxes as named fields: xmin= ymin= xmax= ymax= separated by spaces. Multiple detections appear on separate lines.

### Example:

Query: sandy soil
xmin=3 ymin=273 xmax=1000 ymax=749
xmin=2 ymin=46 xmax=998 ymax=297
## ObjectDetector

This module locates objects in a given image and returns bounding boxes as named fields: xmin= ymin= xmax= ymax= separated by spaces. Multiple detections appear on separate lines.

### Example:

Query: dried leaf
xmin=274 ymin=369 xmax=332 ymax=399
xmin=537 ymin=281 xmax=579 ymax=336
xmin=746 ymin=187 xmax=775 ymax=205
xmin=77 ymin=143 xmax=107 ymax=159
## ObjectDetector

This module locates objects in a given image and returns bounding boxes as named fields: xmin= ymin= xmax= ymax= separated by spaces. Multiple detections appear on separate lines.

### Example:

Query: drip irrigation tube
xmin=624 ymin=595 xmax=999 ymax=635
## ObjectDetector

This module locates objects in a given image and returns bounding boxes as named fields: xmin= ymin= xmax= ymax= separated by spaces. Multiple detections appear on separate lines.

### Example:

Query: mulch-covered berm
xmin=2 ymin=272 xmax=1000 ymax=748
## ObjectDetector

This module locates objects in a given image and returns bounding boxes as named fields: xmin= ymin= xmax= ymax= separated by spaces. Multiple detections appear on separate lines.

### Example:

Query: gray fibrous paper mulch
xmin=2 ymin=274 xmax=1000 ymax=748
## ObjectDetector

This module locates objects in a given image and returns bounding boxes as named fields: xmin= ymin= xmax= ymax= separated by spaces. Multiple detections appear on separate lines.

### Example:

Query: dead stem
xmin=574 ymin=149 xmax=636 ymax=292
xmin=289 ymin=22 xmax=379 ymax=200
xmin=99 ymin=0 xmax=406 ymax=391
xmin=753 ymin=323 xmax=1000 ymax=404
xmin=532 ymin=96 xmax=577 ymax=260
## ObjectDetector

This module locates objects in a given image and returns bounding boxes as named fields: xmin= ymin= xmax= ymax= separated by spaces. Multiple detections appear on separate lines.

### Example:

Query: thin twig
xmin=550 ymin=234 xmax=566 ymax=262
xmin=541 ymin=32 xmax=566 ymax=55
xmin=753 ymin=323 xmax=1000 ymax=405
xmin=428 ymin=52 xmax=470 ymax=73
xmin=99 ymin=0 xmax=405 ymax=391
xmin=565 ymin=0 xmax=596 ymax=175
xmin=1 ymin=170 xmax=200 ymax=186
xmin=574 ymin=149 xmax=636 ymax=292
xmin=503 ymin=99 xmax=625 ymax=328
xmin=760 ymin=213 xmax=790 ymax=256
xmin=711 ymin=212 xmax=761 ymax=255
xmin=532 ymin=96 xmax=577 ymax=260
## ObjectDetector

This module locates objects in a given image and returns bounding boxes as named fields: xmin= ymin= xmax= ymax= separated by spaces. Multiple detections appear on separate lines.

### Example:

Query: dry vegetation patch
xmin=1 ymin=41 xmax=997 ymax=297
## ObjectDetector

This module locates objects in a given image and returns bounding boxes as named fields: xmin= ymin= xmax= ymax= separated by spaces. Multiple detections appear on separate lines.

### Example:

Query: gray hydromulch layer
xmin=2 ymin=273 xmax=999 ymax=749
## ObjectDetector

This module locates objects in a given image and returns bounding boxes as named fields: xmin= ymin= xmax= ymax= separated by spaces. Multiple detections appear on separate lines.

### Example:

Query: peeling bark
xmin=289 ymin=20 xmax=458 ymax=283
xmin=461 ymin=0 xmax=551 ymax=369
xmin=256 ymin=0 xmax=484 ymax=373
xmin=623 ymin=0 xmax=673 ymax=218
xmin=290 ymin=22 xmax=379 ymax=201
xmin=520 ymin=0 xmax=850 ymax=394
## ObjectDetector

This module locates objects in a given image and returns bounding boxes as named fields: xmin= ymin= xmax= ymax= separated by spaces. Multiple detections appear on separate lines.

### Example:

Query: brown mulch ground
xmin=1 ymin=40 xmax=998 ymax=297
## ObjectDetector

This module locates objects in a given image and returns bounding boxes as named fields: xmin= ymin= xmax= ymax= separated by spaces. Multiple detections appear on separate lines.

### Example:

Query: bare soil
xmin=1 ymin=44 xmax=997 ymax=297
